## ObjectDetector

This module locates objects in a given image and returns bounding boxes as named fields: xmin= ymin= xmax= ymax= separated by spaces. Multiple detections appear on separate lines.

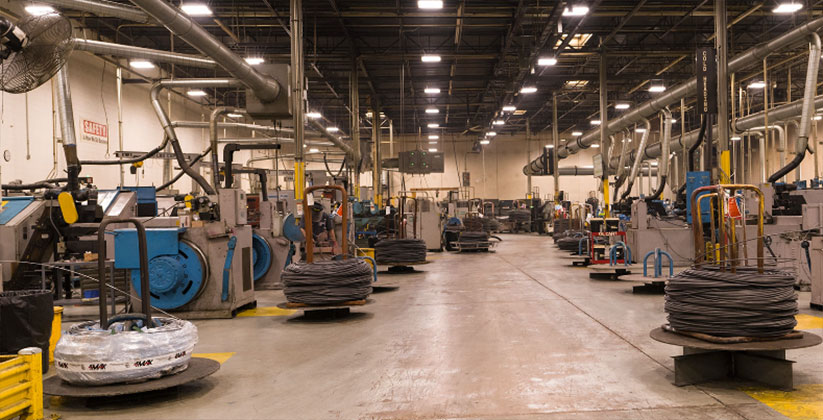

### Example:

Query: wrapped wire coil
xmin=374 ymin=238 xmax=427 ymax=264
xmin=458 ymin=231 xmax=489 ymax=243
xmin=282 ymin=258 xmax=373 ymax=305
xmin=664 ymin=266 xmax=798 ymax=338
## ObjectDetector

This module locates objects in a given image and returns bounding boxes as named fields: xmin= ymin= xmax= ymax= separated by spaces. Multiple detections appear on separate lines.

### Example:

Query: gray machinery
xmin=417 ymin=198 xmax=442 ymax=251
xmin=627 ymin=199 xmax=694 ymax=266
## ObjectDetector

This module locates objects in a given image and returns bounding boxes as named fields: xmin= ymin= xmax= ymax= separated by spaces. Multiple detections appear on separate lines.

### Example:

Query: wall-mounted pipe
xmin=620 ymin=119 xmax=651 ymax=201
xmin=524 ymin=15 xmax=823 ymax=175
xmin=40 ymin=0 xmax=151 ymax=22
xmin=769 ymin=33 xmax=821 ymax=183
xmin=129 ymin=0 xmax=281 ymax=102
xmin=151 ymin=79 xmax=244 ymax=194
xmin=73 ymin=38 xmax=217 ymax=69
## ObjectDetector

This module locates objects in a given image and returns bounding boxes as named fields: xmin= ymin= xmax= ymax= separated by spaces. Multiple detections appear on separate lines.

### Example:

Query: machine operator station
xmin=1 ymin=1 xmax=823 ymax=419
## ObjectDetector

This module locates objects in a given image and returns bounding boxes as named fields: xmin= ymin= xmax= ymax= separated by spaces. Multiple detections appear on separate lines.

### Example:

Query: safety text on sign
xmin=81 ymin=118 xmax=108 ymax=144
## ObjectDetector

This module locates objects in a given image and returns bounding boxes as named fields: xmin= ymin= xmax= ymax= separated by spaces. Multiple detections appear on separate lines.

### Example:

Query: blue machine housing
xmin=251 ymin=233 xmax=272 ymax=282
xmin=0 ymin=196 xmax=35 ymax=225
xmin=114 ymin=228 xmax=206 ymax=310
xmin=685 ymin=171 xmax=712 ymax=224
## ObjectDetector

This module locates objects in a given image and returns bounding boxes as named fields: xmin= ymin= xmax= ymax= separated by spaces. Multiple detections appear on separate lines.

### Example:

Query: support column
xmin=552 ymin=92 xmax=560 ymax=202
xmin=350 ymin=57 xmax=361 ymax=199
xmin=290 ymin=0 xmax=305 ymax=202
xmin=715 ymin=0 xmax=730 ymax=184
xmin=526 ymin=119 xmax=532 ymax=196
xmin=600 ymin=49 xmax=610 ymax=217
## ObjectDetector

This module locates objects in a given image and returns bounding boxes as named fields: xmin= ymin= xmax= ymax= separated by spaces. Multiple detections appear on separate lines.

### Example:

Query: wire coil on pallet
xmin=664 ymin=266 xmax=798 ymax=338
xmin=374 ymin=239 xmax=427 ymax=264
xmin=283 ymin=258 xmax=373 ymax=305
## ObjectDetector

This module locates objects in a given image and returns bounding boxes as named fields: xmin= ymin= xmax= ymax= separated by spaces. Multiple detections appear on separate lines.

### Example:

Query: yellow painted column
xmin=603 ymin=179 xmax=610 ymax=218
xmin=720 ymin=150 xmax=731 ymax=184
xmin=294 ymin=161 xmax=305 ymax=203
xmin=21 ymin=347 xmax=43 ymax=420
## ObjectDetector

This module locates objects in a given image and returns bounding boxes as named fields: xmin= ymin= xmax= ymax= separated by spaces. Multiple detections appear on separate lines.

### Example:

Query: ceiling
xmin=65 ymin=0 xmax=822 ymax=141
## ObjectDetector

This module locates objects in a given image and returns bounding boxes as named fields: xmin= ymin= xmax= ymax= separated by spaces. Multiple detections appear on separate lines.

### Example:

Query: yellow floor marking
xmin=236 ymin=306 xmax=297 ymax=317
xmin=795 ymin=314 xmax=823 ymax=330
xmin=745 ymin=384 xmax=823 ymax=420
xmin=193 ymin=352 xmax=236 ymax=364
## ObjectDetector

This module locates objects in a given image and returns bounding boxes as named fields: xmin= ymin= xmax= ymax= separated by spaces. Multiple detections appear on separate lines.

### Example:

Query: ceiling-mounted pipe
xmin=647 ymin=109 xmax=672 ymax=200
xmin=620 ymin=118 xmax=651 ymax=201
xmin=55 ymin=67 xmax=80 ymax=192
xmin=210 ymin=107 xmax=245 ymax=188
xmin=769 ymin=33 xmax=821 ymax=183
xmin=308 ymin=119 xmax=355 ymax=161
xmin=739 ymin=130 xmax=766 ymax=183
xmin=524 ymin=15 xmax=823 ymax=175
xmin=40 ymin=0 xmax=151 ymax=22
xmin=73 ymin=38 xmax=216 ymax=69
xmin=171 ymin=121 xmax=293 ymax=134
xmin=612 ymin=130 xmax=631 ymax=202
xmin=129 ymin=0 xmax=281 ymax=102
xmin=151 ymin=79 xmax=243 ymax=195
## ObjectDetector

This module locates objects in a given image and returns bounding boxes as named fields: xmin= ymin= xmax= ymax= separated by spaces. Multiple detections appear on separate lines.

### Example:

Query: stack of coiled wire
xmin=556 ymin=234 xmax=585 ymax=252
xmin=458 ymin=231 xmax=489 ymax=243
xmin=508 ymin=210 xmax=531 ymax=223
xmin=664 ymin=266 xmax=798 ymax=338
xmin=282 ymin=258 xmax=373 ymax=305
xmin=375 ymin=238 xmax=427 ymax=264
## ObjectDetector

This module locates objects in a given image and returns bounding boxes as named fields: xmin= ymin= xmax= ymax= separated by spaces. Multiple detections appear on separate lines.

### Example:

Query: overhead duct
xmin=39 ymin=0 xmax=151 ymax=22
xmin=524 ymin=15 xmax=823 ymax=175
xmin=308 ymin=119 xmax=356 ymax=161
xmin=73 ymin=39 xmax=216 ymax=69
xmin=620 ymin=119 xmax=651 ymax=201
xmin=647 ymin=109 xmax=672 ymax=200
xmin=129 ymin=0 xmax=281 ymax=102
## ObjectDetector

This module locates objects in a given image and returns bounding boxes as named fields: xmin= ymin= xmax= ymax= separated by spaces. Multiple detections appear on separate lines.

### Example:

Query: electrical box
xmin=399 ymin=150 xmax=444 ymax=174
xmin=685 ymin=171 xmax=711 ymax=224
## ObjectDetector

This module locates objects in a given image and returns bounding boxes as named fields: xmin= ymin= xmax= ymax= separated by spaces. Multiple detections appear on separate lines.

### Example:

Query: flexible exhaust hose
xmin=620 ymin=118 xmax=651 ymax=202
xmin=80 ymin=135 xmax=169 ymax=165
xmin=648 ymin=109 xmax=672 ymax=200
xmin=612 ymin=130 xmax=631 ymax=202
xmin=676 ymin=117 xmax=709 ymax=195
xmin=156 ymin=147 xmax=211 ymax=192
xmin=769 ymin=34 xmax=821 ymax=183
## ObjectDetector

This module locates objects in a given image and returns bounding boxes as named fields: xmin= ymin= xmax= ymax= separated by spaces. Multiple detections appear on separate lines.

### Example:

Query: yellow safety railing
xmin=0 ymin=347 xmax=43 ymax=420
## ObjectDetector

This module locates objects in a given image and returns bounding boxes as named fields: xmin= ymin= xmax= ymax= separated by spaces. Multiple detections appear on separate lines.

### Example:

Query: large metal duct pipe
xmin=308 ymin=119 xmax=355 ymax=161
xmin=620 ymin=119 xmax=651 ymax=201
xmin=39 ymin=0 xmax=151 ymax=22
xmin=524 ymin=16 xmax=823 ymax=175
xmin=73 ymin=39 xmax=216 ymax=69
xmin=648 ymin=109 xmax=672 ymax=200
xmin=556 ymin=166 xmax=659 ymax=177
xmin=172 ymin=121 xmax=294 ymax=134
xmin=769 ymin=33 xmax=822 ymax=183
xmin=612 ymin=130 xmax=631 ymax=202
xmin=129 ymin=0 xmax=281 ymax=102
xmin=55 ymin=67 xmax=80 ymax=191
xmin=151 ymin=79 xmax=243 ymax=194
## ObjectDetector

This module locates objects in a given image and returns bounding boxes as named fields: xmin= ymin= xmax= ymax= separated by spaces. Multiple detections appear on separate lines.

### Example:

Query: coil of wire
xmin=664 ymin=266 xmax=798 ymax=338
xmin=556 ymin=235 xmax=584 ymax=252
xmin=508 ymin=210 xmax=531 ymax=223
xmin=282 ymin=258 xmax=373 ymax=305
xmin=374 ymin=238 xmax=427 ymax=264
xmin=458 ymin=231 xmax=489 ymax=243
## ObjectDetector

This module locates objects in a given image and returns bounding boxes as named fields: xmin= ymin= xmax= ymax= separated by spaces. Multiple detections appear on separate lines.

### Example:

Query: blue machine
xmin=251 ymin=233 xmax=273 ymax=283
xmin=114 ymin=228 xmax=207 ymax=310
xmin=0 ymin=196 xmax=35 ymax=225
xmin=123 ymin=186 xmax=158 ymax=217
xmin=685 ymin=171 xmax=712 ymax=224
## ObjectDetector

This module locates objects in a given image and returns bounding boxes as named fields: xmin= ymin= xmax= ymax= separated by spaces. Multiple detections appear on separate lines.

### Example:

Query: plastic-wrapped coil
xmin=508 ymin=210 xmax=531 ymax=223
xmin=54 ymin=317 xmax=197 ymax=385
xmin=283 ymin=258 xmax=373 ymax=305
xmin=374 ymin=238 xmax=427 ymax=264
xmin=664 ymin=266 xmax=798 ymax=338
xmin=458 ymin=231 xmax=489 ymax=243
xmin=556 ymin=236 xmax=584 ymax=252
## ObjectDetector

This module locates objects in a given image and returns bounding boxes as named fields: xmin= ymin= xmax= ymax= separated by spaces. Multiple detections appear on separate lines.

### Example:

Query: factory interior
xmin=2 ymin=0 xmax=823 ymax=419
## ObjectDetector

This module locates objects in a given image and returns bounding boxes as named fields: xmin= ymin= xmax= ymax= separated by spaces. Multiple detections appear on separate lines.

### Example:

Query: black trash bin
xmin=0 ymin=290 xmax=54 ymax=373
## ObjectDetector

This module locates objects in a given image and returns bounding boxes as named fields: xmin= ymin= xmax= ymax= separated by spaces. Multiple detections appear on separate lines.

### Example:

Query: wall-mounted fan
xmin=0 ymin=13 xmax=73 ymax=94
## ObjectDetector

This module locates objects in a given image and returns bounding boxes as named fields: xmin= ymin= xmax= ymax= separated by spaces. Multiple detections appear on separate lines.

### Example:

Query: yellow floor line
xmin=193 ymin=352 xmax=236 ymax=365
xmin=745 ymin=384 xmax=823 ymax=420
xmin=236 ymin=306 xmax=297 ymax=317
xmin=795 ymin=314 xmax=823 ymax=330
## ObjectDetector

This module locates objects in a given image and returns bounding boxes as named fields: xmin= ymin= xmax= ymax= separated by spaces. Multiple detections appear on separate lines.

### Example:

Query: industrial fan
xmin=0 ymin=13 xmax=73 ymax=94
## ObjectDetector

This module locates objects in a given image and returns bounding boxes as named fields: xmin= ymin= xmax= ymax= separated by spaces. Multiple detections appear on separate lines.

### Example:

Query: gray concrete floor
xmin=47 ymin=234 xmax=823 ymax=419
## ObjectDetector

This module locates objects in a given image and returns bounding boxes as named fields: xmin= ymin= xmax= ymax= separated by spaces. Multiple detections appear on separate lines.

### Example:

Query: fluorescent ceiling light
xmin=486 ymin=131 xmax=497 ymax=137
xmin=428 ymin=148 xmax=438 ymax=152
xmin=748 ymin=81 xmax=766 ymax=89
xmin=670 ymin=119 xmax=677 ymax=123
xmin=309 ymin=148 xmax=319 ymax=153
xmin=562 ymin=6 xmax=589 ymax=17
xmin=226 ymin=113 xmax=243 ymax=118
xmin=480 ymin=140 xmax=490 ymax=145
xmin=773 ymin=2 xmax=803 ymax=13
xmin=564 ymin=80 xmax=588 ymax=89
xmin=425 ymin=108 xmax=439 ymax=114
xmin=428 ymin=135 xmax=439 ymax=140
xmin=187 ymin=89 xmax=207 ymax=97
xmin=545 ymin=144 xmax=554 ymax=148
xmin=418 ymin=0 xmax=443 ymax=9
xmin=502 ymin=105 xmax=517 ymax=112
xmin=635 ymin=128 xmax=647 ymax=133
xmin=427 ymin=123 xmax=439 ymax=128
xmin=244 ymin=57 xmax=264 ymax=65
xmin=326 ymin=127 xmax=339 ymax=133
xmin=537 ymin=57 xmax=557 ymax=66
xmin=493 ymin=120 xmax=505 ymax=125
xmin=424 ymin=87 xmax=440 ymax=94
xmin=421 ymin=55 xmax=441 ymax=63
xmin=306 ymin=112 xmax=322 ymax=119
xmin=814 ymin=115 xmax=823 ymax=121
xmin=615 ymin=103 xmax=630 ymax=110
xmin=555 ymin=33 xmax=593 ymax=49
xmin=25 ymin=5 xmax=56 ymax=15
xmin=731 ymin=136 xmax=741 ymax=141
xmin=129 ymin=60 xmax=155 ymax=69
xmin=520 ymin=86 xmax=538 ymax=94
xmin=590 ymin=120 xmax=601 ymax=126
xmin=428 ymin=141 xmax=438 ymax=145
xmin=571 ymin=131 xmax=583 ymax=136
xmin=180 ymin=3 xmax=212 ymax=16
xmin=648 ymin=85 xmax=666 ymax=93
xmin=590 ymin=144 xmax=600 ymax=148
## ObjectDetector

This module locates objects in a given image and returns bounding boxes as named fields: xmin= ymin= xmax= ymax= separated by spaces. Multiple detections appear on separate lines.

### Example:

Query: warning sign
xmin=80 ymin=118 xmax=108 ymax=145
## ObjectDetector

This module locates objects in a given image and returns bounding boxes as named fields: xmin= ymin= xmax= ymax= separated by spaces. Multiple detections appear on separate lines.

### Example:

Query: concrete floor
xmin=47 ymin=234 xmax=823 ymax=419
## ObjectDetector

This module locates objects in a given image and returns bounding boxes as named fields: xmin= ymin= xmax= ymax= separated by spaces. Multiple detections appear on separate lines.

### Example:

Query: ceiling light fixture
xmin=428 ymin=148 xmax=438 ymax=152
xmin=326 ymin=127 xmax=339 ymax=133
xmin=648 ymin=80 xmax=666 ymax=93
xmin=520 ymin=86 xmax=537 ymax=94
xmin=306 ymin=112 xmax=322 ymax=119
xmin=129 ymin=60 xmax=155 ymax=69
xmin=562 ymin=6 xmax=589 ymax=16
xmin=418 ymin=0 xmax=443 ymax=9
xmin=635 ymin=128 xmax=647 ymax=133
xmin=187 ymin=89 xmax=207 ymax=97
xmin=180 ymin=3 xmax=212 ymax=16
xmin=773 ymin=2 xmax=803 ymax=13
xmin=814 ymin=115 xmax=823 ymax=121
xmin=424 ymin=87 xmax=440 ymax=94
xmin=427 ymin=123 xmax=439 ymax=128
xmin=537 ymin=57 xmax=557 ymax=66
xmin=572 ymin=131 xmax=583 ymax=136
xmin=480 ymin=140 xmax=490 ymax=145
xmin=590 ymin=144 xmax=600 ymax=148
xmin=486 ymin=131 xmax=497 ymax=137
xmin=748 ymin=81 xmax=766 ymax=89
xmin=545 ymin=144 xmax=554 ymax=148
xmin=615 ymin=103 xmax=630 ymax=110
xmin=244 ymin=57 xmax=264 ymax=65
xmin=502 ymin=105 xmax=517 ymax=112
xmin=309 ymin=148 xmax=320 ymax=153
xmin=590 ymin=120 xmax=601 ymax=126
xmin=731 ymin=136 xmax=742 ymax=141
xmin=25 ymin=5 xmax=56 ymax=15
xmin=421 ymin=54 xmax=441 ymax=63
xmin=226 ymin=113 xmax=243 ymax=118
xmin=425 ymin=108 xmax=439 ymax=114
xmin=428 ymin=135 xmax=439 ymax=140
xmin=493 ymin=120 xmax=505 ymax=125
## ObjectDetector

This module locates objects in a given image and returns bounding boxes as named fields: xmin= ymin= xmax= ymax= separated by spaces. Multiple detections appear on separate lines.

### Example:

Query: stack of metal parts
xmin=282 ymin=258 xmax=373 ymax=305
xmin=462 ymin=216 xmax=500 ymax=233
xmin=665 ymin=266 xmax=798 ymax=338
xmin=374 ymin=239 xmax=427 ymax=264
